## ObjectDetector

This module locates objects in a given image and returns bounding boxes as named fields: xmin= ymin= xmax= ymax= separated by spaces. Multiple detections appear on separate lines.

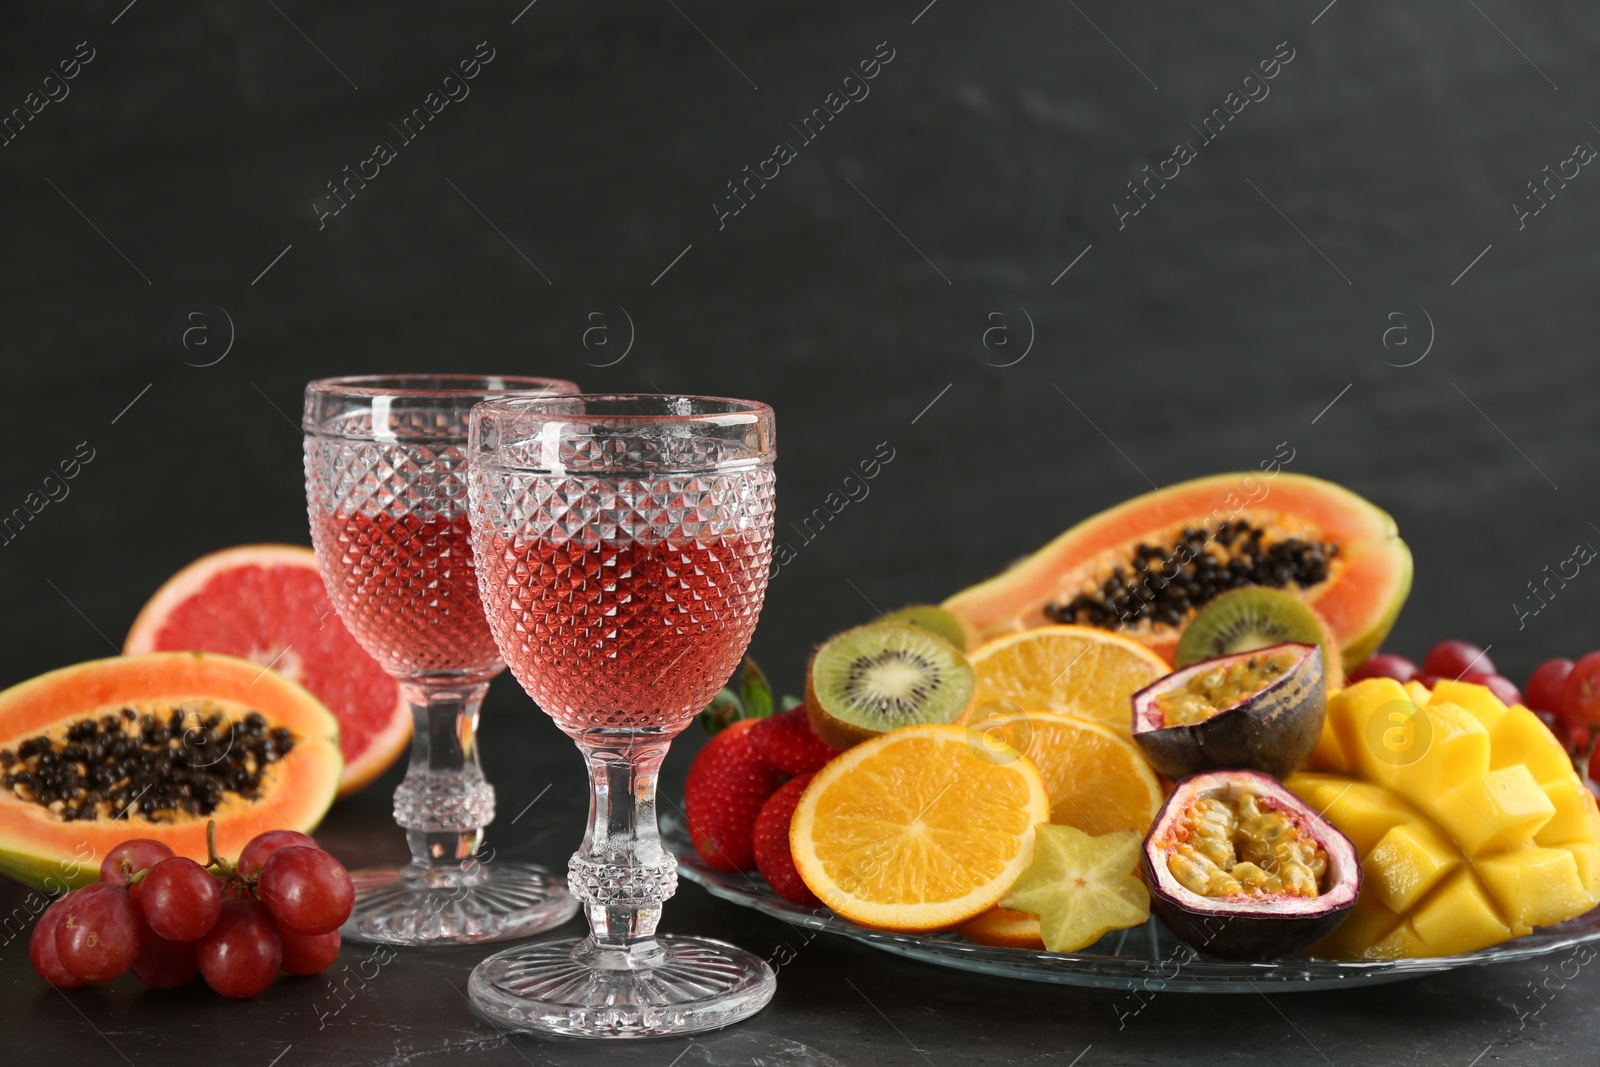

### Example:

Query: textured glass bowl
xmin=663 ymin=813 xmax=1600 ymax=992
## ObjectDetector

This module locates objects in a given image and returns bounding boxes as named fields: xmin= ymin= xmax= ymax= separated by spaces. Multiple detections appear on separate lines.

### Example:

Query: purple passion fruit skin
xmin=1141 ymin=769 xmax=1360 ymax=960
xmin=1130 ymin=642 xmax=1326 ymax=780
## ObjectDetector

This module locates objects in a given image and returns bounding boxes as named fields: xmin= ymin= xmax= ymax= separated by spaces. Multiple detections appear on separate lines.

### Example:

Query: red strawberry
xmin=754 ymin=774 xmax=819 ymax=907
xmin=748 ymin=707 xmax=837 ymax=776
xmin=684 ymin=720 xmax=781 ymax=872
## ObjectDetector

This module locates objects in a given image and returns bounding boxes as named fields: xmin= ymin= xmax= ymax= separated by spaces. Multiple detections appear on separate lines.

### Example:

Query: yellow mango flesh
xmin=1365 ymin=822 xmax=1460 ymax=913
xmin=1434 ymin=765 xmax=1554 ymax=857
xmin=1294 ymin=678 xmax=1600 ymax=960
xmin=1490 ymin=705 xmax=1577 ymax=785
xmin=1409 ymin=869 xmax=1511 ymax=956
xmin=1429 ymin=680 xmax=1508 ymax=729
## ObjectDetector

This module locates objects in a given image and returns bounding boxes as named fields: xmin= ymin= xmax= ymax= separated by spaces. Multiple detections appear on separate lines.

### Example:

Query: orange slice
xmin=790 ymin=724 xmax=1049 ymax=931
xmin=958 ymin=711 xmax=1163 ymax=948
xmin=967 ymin=625 xmax=1170 ymax=736
xmin=973 ymin=711 xmax=1164 ymax=835
xmin=958 ymin=906 xmax=1047 ymax=949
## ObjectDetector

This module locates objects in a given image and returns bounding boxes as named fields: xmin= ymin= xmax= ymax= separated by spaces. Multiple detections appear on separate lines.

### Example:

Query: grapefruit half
xmin=125 ymin=545 xmax=410 ymax=799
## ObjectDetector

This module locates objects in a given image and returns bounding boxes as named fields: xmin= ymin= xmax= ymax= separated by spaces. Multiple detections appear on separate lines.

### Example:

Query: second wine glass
xmin=302 ymin=374 xmax=581 ymax=945
xmin=465 ymin=393 xmax=778 ymax=1037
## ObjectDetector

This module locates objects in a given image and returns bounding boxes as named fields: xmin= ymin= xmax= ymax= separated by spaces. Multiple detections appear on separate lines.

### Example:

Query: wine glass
xmin=465 ymin=394 xmax=777 ymax=1038
xmin=302 ymin=374 xmax=582 ymax=946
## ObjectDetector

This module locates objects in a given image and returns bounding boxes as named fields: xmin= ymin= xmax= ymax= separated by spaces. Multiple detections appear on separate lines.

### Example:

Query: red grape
xmin=130 ymin=921 xmax=198 ymax=989
xmin=1527 ymin=658 xmax=1576 ymax=713
xmin=1564 ymin=652 xmax=1600 ymax=726
xmin=100 ymin=839 xmax=175 ymax=887
xmin=278 ymin=926 xmax=341 ymax=975
xmin=1461 ymin=672 xmax=1524 ymax=708
xmin=55 ymin=882 xmax=141 ymax=983
xmin=197 ymin=899 xmax=281 ymax=998
xmin=1417 ymin=673 xmax=1442 ymax=690
xmin=136 ymin=857 xmax=221 ymax=942
xmin=1348 ymin=653 xmax=1419 ymax=684
xmin=257 ymin=846 xmax=354 ymax=935
xmin=237 ymin=830 xmax=319 ymax=881
xmin=1422 ymin=641 xmax=1494 ymax=680
xmin=30 ymin=896 xmax=88 ymax=988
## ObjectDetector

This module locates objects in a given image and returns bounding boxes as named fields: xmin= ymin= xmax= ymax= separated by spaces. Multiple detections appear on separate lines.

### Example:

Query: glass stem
xmin=570 ymin=736 xmax=677 ymax=960
xmin=392 ymin=681 xmax=496 ymax=878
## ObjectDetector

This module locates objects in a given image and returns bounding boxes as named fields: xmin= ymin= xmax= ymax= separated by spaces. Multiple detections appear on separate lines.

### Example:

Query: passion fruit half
xmin=1141 ymin=769 xmax=1360 ymax=960
xmin=1131 ymin=641 xmax=1326 ymax=780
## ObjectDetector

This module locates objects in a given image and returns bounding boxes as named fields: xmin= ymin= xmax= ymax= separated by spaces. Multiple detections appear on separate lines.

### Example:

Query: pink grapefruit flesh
xmin=124 ymin=545 xmax=409 ymax=798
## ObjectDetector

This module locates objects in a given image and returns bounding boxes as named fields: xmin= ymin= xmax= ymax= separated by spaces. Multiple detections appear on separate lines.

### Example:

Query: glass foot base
xmin=340 ymin=861 xmax=578 ymax=946
xmin=468 ymin=935 xmax=776 ymax=1038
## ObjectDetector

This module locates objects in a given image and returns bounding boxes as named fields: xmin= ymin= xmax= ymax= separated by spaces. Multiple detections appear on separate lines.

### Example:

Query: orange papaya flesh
xmin=944 ymin=472 xmax=1411 ymax=672
xmin=0 ymin=652 xmax=341 ymax=890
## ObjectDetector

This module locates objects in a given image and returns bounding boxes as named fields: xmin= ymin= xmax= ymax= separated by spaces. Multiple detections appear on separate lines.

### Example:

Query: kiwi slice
xmin=1174 ymin=587 xmax=1344 ymax=686
xmin=806 ymin=622 xmax=976 ymax=750
xmin=880 ymin=604 xmax=968 ymax=652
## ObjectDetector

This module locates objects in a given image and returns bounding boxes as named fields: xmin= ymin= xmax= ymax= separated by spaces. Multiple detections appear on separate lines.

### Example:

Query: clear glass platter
xmin=662 ymin=813 xmax=1600 ymax=992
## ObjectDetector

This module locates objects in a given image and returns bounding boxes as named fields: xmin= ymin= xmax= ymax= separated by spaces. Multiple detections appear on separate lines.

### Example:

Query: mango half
xmin=1286 ymin=678 xmax=1600 ymax=959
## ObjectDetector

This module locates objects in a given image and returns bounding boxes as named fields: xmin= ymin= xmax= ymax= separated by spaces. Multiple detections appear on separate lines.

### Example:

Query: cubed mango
xmin=1434 ymin=765 xmax=1555 ymax=857
xmin=1533 ymin=778 xmax=1599 ymax=848
xmin=1475 ymin=847 xmax=1591 ymax=935
xmin=1365 ymin=822 xmax=1461 ymax=913
xmin=1489 ymin=706 xmax=1576 ymax=785
xmin=1409 ymin=869 xmax=1512 ymax=956
xmin=1309 ymin=892 xmax=1404 ymax=960
xmin=1430 ymin=679 xmax=1508 ymax=729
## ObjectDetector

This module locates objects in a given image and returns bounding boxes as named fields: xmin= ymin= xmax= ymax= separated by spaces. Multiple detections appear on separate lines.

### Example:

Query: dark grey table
xmin=4 ymin=0 xmax=1599 ymax=1062
xmin=5 ymin=691 xmax=1596 ymax=1067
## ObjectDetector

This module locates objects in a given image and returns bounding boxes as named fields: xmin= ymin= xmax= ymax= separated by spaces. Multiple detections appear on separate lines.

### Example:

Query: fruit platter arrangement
xmin=672 ymin=472 xmax=1600 ymax=990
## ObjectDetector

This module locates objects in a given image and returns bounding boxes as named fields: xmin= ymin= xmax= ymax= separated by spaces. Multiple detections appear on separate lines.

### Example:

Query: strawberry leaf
xmin=740 ymin=657 xmax=775 ymax=722
xmin=696 ymin=688 xmax=743 ymax=736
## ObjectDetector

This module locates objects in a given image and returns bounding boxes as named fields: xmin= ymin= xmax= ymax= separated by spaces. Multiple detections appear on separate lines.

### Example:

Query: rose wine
xmin=312 ymin=510 xmax=503 ymax=679
xmin=477 ymin=532 xmax=770 ymax=735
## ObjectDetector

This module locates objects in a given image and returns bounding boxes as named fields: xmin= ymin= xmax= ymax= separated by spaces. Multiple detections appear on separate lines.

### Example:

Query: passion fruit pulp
xmin=1141 ymin=770 xmax=1360 ymax=960
xmin=1131 ymin=641 xmax=1326 ymax=780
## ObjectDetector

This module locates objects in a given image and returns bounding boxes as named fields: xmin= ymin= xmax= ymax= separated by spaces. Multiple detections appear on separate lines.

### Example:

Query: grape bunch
xmin=29 ymin=823 xmax=354 ymax=998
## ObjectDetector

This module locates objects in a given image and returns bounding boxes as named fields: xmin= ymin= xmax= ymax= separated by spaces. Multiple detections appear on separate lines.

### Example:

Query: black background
xmin=3 ymin=1 xmax=1599 ymax=1064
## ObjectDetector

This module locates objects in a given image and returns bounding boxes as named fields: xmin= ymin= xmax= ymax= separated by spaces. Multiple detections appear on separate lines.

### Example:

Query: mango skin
xmin=1287 ymin=678 xmax=1600 ymax=960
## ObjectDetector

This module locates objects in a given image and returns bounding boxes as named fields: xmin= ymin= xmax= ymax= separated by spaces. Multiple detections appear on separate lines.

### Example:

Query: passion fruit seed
xmin=1155 ymin=649 xmax=1300 ymax=727
xmin=1046 ymin=519 xmax=1338 ymax=630
xmin=0 ymin=703 xmax=295 ymax=823
xmin=1168 ymin=792 xmax=1327 ymax=899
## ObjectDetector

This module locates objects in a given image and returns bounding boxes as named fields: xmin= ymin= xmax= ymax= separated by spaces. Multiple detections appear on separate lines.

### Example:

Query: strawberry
xmin=684 ymin=720 xmax=781 ymax=872
xmin=754 ymin=774 xmax=819 ymax=907
xmin=748 ymin=707 xmax=837 ymax=776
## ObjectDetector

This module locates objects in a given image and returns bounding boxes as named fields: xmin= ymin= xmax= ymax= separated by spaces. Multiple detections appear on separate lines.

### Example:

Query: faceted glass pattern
xmin=465 ymin=394 xmax=779 ymax=1038
xmin=301 ymin=375 xmax=578 ymax=947
xmin=470 ymin=468 xmax=775 ymax=734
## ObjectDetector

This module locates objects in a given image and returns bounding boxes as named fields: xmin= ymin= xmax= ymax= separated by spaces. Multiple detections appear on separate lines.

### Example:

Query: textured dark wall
xmin=3 ymin=1 xmax=1596 ymax=701
xmin=3 ymin=2 xmax=1600 ymax=1063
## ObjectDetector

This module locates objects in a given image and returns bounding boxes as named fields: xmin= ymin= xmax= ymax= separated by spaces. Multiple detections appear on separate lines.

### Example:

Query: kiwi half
xmin=806 ymin=622 xmax=975 ymax=750
xmin=1174 ymin=587 xmax=1345 ymax=687
xmin=880 ymin=604 xmax=968 ymax=651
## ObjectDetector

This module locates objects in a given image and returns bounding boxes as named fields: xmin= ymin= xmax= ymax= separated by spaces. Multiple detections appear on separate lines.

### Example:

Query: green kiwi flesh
xmin=1174 ymin=587 xmax=1344 ymax=686
xmin=806 ymin=622 xmax=975 ymax=749
xmin=880 ymin=604 xmax=968 ymax=651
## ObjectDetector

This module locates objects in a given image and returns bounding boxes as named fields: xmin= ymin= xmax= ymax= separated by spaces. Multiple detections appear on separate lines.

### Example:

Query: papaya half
xmin=0 ymin=652 xmax=342 ymax=890
xmin=943 ymin=472 xmax=1411 ymax=671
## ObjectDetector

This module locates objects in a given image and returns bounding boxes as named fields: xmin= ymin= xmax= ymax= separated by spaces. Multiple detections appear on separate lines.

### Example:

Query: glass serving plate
xmin=663 ymin=814 xmax=1600 ymax=992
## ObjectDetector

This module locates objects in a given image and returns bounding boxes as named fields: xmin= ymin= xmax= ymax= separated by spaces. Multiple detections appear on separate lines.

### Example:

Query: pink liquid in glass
xmin=314 ymin=511 xmax=503 ymax=679
xmin=478 ymin=534 xmax=769 ymax=734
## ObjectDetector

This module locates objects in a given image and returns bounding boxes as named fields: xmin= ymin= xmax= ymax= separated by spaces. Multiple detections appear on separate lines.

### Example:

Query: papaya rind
xmin=0 ymin=652 xmax=341 ymax=890
xmin=943 ymin=471 xmax=1411 ymax=672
